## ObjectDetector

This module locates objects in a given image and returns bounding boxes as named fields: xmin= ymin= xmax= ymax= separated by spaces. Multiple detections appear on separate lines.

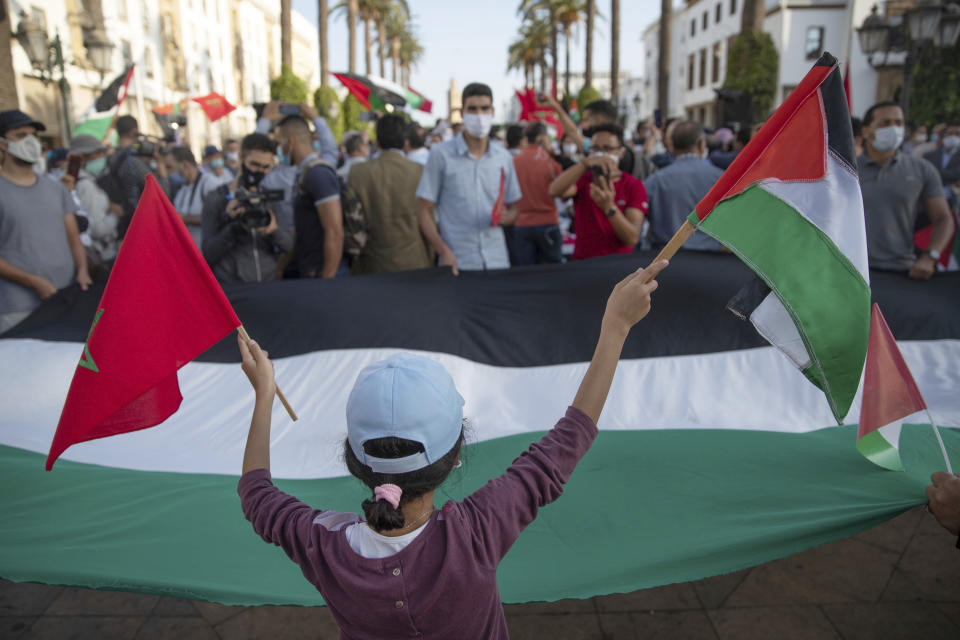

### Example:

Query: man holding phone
xmin=548 ymin=123 xmax=648 ymax=260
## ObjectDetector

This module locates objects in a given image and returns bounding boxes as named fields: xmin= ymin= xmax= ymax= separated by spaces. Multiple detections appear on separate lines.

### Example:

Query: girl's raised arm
xmin=239 ymin=335 xmax=276 ymax=474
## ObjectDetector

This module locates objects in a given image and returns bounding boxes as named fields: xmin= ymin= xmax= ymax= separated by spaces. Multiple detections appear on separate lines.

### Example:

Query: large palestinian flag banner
xmin=690 ymin=52 xmax=868 ymax=423
xmin=1 ymin=254 xmax=957 ymax=605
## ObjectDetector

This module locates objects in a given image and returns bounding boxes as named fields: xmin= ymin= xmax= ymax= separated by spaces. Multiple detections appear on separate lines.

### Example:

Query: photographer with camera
xmin=96 ymin=115 xmax=171 ymax=237
xmin=201 ymin=134 xmax=292 ymax=284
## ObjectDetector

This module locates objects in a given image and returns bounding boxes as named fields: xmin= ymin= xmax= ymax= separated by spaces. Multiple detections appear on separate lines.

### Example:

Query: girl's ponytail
xmin=361 ymin=484 xmax=406 ymax=531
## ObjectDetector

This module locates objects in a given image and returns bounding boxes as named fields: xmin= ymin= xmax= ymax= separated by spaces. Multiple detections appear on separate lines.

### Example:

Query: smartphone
xmin=279 ymin=103 xmax=301 ymax=116
xmin=654 ymin=108 xmax=663 ymax=129
xmin=66 ymin=153 xmax=84 ymax=179
xmin=591 ymin=163 xmax=609 ymax=184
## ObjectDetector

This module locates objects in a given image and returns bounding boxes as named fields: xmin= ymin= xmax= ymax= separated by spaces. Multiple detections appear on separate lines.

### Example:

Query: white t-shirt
xmin=173 ymin=172 xmax=219 ymax=246
xmin=344 ymin=519 xmax=430 ymax=559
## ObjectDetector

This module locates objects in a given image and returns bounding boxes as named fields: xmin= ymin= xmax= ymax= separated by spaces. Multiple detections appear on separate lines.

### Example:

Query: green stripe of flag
xmin=71 ymin=116 xmax=114 ymax=142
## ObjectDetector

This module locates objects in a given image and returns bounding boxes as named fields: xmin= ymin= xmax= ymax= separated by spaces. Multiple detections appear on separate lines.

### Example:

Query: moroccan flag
xmin=491 ymin=168 xmax=505 ymax=227
xmin=192 ymin=92 xmax=236 ymax=122
xmin=72 ymin=65 xmax=135 ymax=141
xmin=404 ymin=86 xmax=432 ymax=113
xmin=333 ymin=72 xmax=385 ymax=111
xmin=687 ymin=52 xmax=870 ymax=422
xmin=857 ymin=304 xmax=928 ymax=471
xmin=45 ymin=176 xmax=240 ymax=469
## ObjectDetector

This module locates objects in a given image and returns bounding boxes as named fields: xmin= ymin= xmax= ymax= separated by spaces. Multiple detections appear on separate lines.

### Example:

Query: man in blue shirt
xmin=274 ymin=115 xmax=345 ymax=279
xmin=416 ymin=83 xmax=521 ymax=274
xmin=645 ymin=121 xmax=724 ymax=252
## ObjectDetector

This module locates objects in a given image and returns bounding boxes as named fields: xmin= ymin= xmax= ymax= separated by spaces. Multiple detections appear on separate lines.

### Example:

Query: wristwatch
xmin=924 ymin=249 xmax=941 ymax=261
xmin=606 ymin=207 xmax=617 ymax=218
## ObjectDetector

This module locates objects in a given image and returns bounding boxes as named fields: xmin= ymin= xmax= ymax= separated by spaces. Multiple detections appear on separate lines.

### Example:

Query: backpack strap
xmin=297 ymin=156 xmax=338 ymax=193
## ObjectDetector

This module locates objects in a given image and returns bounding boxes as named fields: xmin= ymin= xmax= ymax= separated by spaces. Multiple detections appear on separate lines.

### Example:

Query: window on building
xmin=688 ymin=54 xmax=695 ymax=90
xmin=117 ymin=0 xmax=127 ymax=21
xmin=29 ymin=7 xmax=47 ymax=31
xmin=703 ymin=12 xmax=708 ymax=30
xmin=730 ymin=0 xmax=737 ymax=15
xmin=699 ymin=48 xmax=707 ymax=88
xmin=121 ymin=40 xmax=132 ymax=68
xmin=712 ymin=42 xmax=722 ymax=84
xmin=805 ymin=26 xmax=825 ymax=60
xmin=691 ymin=19 xmax=696 ymax=37
xmin=145 ymin=49 xmax=155 ymax=78
xmin=716 ymin=4 xmax=722 ymax=23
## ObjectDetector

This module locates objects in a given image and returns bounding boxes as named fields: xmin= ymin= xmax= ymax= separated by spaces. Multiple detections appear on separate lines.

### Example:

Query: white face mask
xmin=562 ymin=143 xmax=578 ymax=156
xmin=463 ymin=113 xmax=493 ymax=139
xmin=4 ymin=134 xmax=43 ymax=164
xmin=913 ymin=133 xmax=928 ymax=144
xmin=941 ymin=135 xmax=960 ymax=151
xmin=871 ymin=125 xmax=904 ymax=153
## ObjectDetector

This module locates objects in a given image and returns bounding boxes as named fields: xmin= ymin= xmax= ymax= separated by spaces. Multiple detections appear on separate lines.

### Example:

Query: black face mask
xmin=241 ymin=166 xmax=266 ymax=188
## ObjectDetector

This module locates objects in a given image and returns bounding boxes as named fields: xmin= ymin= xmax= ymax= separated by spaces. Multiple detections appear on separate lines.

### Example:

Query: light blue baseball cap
xmin=346 ymin=354 xmax=464 ymax=474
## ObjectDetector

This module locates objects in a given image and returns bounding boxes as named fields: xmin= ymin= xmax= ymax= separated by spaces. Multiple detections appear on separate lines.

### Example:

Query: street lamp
xmin=857 ymin=1 xmax=960 ymax=121
xmin=13 ymin=11 xmax=73 ymax=139
xmin=83 ymin=29 xmax=114 ymax=85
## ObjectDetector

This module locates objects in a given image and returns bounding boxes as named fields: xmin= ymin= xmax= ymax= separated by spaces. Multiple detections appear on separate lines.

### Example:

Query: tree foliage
xmin=270 ymin=64 xmax=308 ymax=104
xmin=314 ymin=86 xmax=345 ymax=142
xmin=723 ymin=31 xmax=778 ymax=122
xmin=909 ymin=40 xmax=960 ymax=126
xmin=577 ymin=85 xmax=602 ymax=110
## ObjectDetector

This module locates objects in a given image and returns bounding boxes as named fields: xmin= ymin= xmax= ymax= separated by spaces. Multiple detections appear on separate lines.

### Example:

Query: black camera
xmin=130 ymin=136 xmax=161 ymax=157
xmin=232 ymin=187 xmax=284 ymax=230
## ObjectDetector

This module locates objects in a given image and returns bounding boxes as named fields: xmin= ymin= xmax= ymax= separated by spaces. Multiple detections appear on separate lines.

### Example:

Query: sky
xmin=291 ymin=0 xmax=660 ymax=124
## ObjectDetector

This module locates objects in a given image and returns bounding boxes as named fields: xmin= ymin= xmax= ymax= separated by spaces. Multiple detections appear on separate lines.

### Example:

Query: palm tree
xmin=399 ymin=28 xmax=424 ymax=87
xmin=657 ymin=0 xmax=671 ymax=115
xmin=375 ymin=1 xmax=408 ymax=79
xmin=356 ymin=0 xmax=385 ymax=76
xmin=610 ymin=0 xmax=619 ymax=104
xmin=741 ymin=0 xmax=764 ymax=33
xmin=507 ymin=18 xmax=550 ymax=90
xmin=584 ymin=0 xmax=595 ymax=89
xmin=518 ymin=0 xmax=560 ymax=97
xmin=555 ymin=0 xmax=586 ymax=100
xmin=331 ymin=0 xmax=360 ymax=73
xmin=319 ymin=0 xmax=329 ymax=86
xmin=281 ymin=0 xmax=292 ymax=69
xmin=385 ymin=9 xmax=406 ymax=83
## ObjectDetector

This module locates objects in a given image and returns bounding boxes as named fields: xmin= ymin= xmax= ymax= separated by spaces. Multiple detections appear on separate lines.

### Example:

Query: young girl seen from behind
xmin=237 ymin=260 xmax=667 ymax=639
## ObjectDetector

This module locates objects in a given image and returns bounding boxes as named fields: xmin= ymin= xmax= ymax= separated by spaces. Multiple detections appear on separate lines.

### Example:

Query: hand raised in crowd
xmin=602 ymin=260 xmax=667 ymax=336
xmin=31 ymin=276 xmax=58 ymax=300
xmin=589 ymin=175 xmax=616 ymax=212
xmin=257 ymin=210 xmax=278 ymax=237
xmin=238 ymin=335 xmax=275 ymax=398
xmin=438 ymin=247 xmax=459 ymax=277
xmin=261 ymin=100 xmax=282 ymax=124
xmin=908 ymin=254 xmax=937 ymax=280
xmin=76 ymin=269 xmax=92 ymax=291
xmin=926 ymin=471 xmax=960 ymax=535
xmin=60 ymin=173 xmax=76 ymax=192
xmin=298 ymin=103 xmax=319 ymax=122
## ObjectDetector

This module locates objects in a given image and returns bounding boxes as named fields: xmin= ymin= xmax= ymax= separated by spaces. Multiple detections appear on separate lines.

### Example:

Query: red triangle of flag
xmin=46 ymin=177 xmax=240 ymax=469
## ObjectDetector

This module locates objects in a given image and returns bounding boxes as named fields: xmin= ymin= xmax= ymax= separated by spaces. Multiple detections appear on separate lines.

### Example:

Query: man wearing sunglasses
xmin=548 ymin=123 xmax=648 ymax=260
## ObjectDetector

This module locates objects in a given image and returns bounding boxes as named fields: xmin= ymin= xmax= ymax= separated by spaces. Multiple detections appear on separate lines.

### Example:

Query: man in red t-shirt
xmin=512 ymin=122 xmax=564 ymax=265
xmin=549 ymin=123 xmax=648 ymax=260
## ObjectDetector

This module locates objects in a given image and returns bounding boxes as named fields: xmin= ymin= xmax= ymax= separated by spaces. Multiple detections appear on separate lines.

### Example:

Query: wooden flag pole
xmin=642 ymin=220 xmax=697 ymax=282
xmin=238 ymin=325 xmax=298 ymax=422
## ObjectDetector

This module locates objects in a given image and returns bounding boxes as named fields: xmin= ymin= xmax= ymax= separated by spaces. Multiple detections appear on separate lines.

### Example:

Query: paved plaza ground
xmin=2 ymin=506 xmax=959 ymax=639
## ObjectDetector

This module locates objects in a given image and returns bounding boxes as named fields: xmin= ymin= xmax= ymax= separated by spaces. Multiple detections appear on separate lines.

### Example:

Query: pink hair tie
xmin=373 ymin=484 xmax=402 ymax=509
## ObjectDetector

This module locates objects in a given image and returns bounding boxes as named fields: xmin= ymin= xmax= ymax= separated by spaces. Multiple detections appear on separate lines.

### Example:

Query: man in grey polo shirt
xmin=856 ymin=101 xmax=954 ymax=279
xmin=416 ymin=83 xmax=521 ymax=274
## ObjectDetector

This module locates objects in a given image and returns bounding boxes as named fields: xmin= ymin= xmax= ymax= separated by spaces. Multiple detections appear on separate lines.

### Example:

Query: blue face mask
xmin=582 ymin=138 xmax=592 ymax=154
xmin=276 ymin=149 xmax=291 ymax=166
xmin=312 ymin=140 xmax=322 ymax=152
xmin=210 ymin=158 xmax=225 ymax=169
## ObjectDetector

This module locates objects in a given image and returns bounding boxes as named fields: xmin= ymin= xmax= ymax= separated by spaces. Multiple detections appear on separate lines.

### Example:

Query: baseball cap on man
xmin=346 ymin=354 xmax=464 ymax=474
xmin=203 ymin=144 xmax=220 ymax=158
xmin=0 ymin=110 xmax=46 ymax=137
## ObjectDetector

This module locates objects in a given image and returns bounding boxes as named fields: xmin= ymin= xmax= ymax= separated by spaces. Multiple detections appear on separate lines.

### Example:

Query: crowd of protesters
xmin=1 ymin=84 xmax=958 ymax=334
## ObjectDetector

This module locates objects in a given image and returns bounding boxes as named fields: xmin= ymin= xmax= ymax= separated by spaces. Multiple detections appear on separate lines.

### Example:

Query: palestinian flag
xmin=333 ymin=72 xmax=405 ymax=112
xmin=1 ymin=253 xmax=957 ymax=605
xmin=857 ymin=304 xmax=930 ymax=471
xmin=72 ymin=65 xmax=135 ymax=141
xmin=404 ymin=86 xmax=432 ymax=114
xmin=688 ymin=52 xmax=869 ymax=422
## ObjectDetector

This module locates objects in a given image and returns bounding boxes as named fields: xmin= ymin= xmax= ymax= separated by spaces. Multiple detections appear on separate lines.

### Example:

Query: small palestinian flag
xmin=857 ymin=304 xmax=928 ymax=471
xmin=687 ymin=52 xmax=870 ymax=422
xmin=404 ymin=86 xmax=432 ymax=113
xmin=72 ymin=65 xmax=135 ymax=141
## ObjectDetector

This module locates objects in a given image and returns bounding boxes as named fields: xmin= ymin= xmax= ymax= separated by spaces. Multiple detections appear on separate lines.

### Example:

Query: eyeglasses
xmin=592 ymin=145 xmax=622 ymax=153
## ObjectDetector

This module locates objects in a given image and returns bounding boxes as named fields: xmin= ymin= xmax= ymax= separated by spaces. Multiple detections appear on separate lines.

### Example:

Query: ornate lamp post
xmin=858 ymin=2 xmax=960 ymax=121
xmin=83 ymin=28 xmax=114 ymax=86
xmin=13 ymin=11 xmax=73 ymax=139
